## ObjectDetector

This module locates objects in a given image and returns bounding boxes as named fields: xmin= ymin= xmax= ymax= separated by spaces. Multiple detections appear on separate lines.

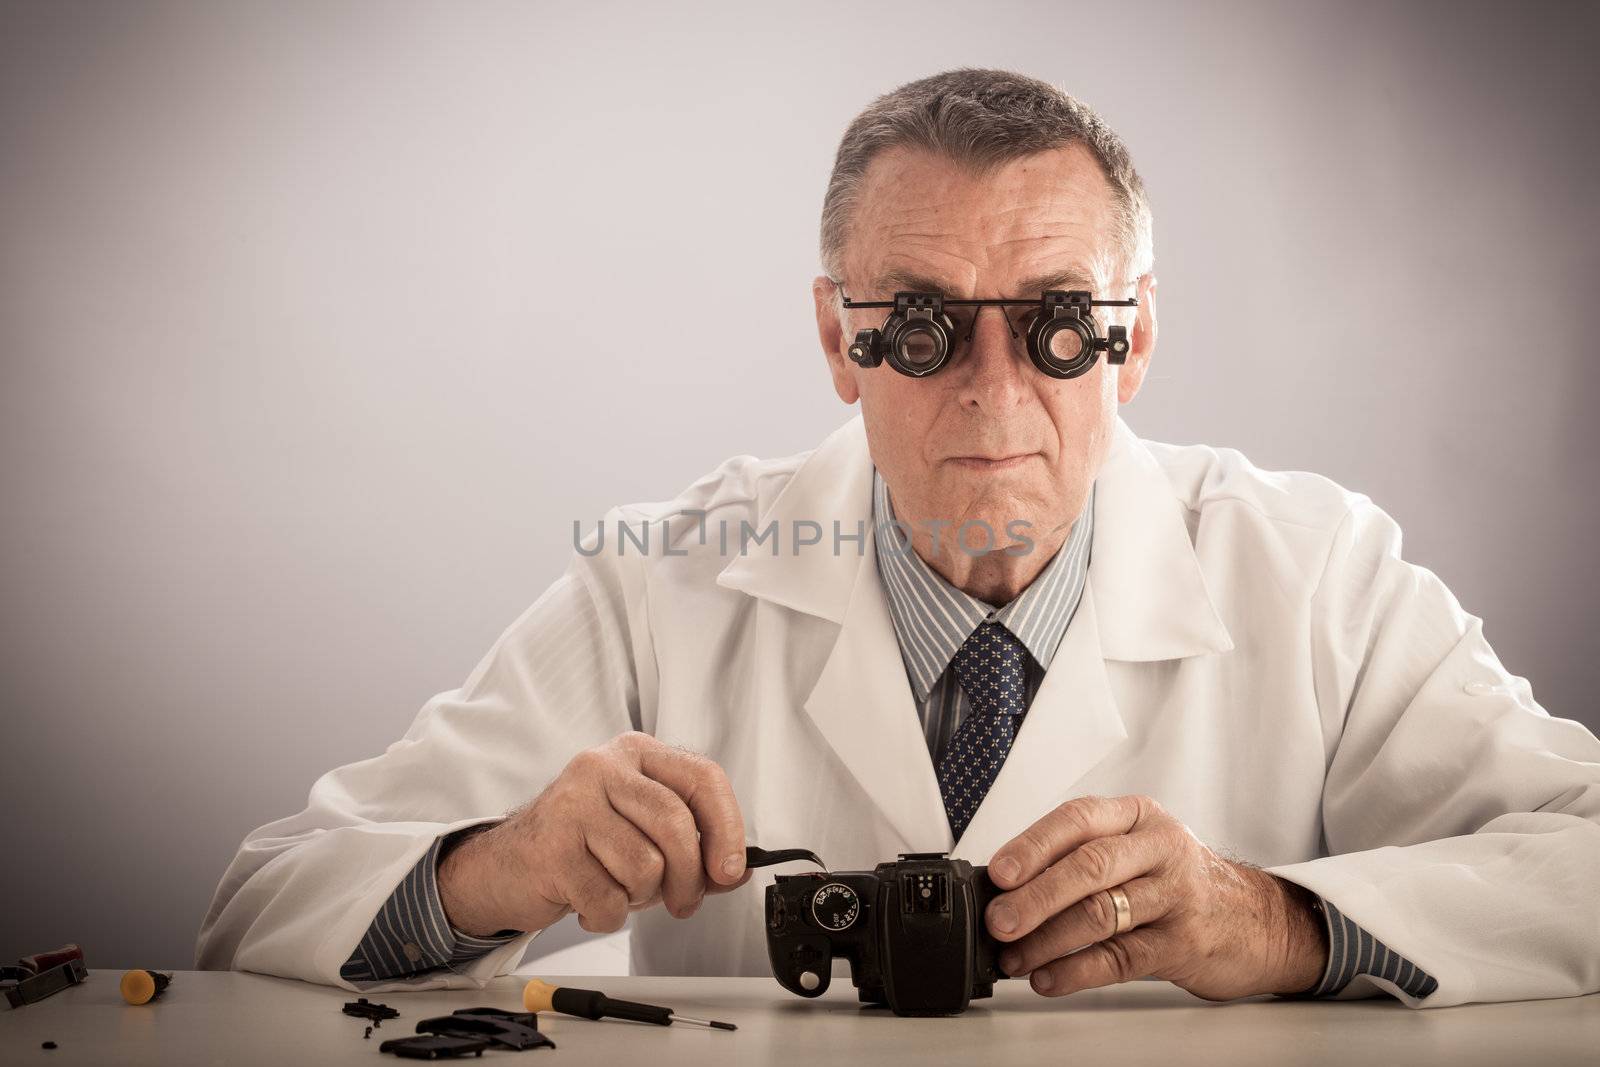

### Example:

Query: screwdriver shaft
xmin=668 ymin=1013 xmax=738 ymax=1031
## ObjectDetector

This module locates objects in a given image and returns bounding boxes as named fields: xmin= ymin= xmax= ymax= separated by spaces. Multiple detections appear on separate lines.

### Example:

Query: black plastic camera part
xmin=764 ymin=851 xmax=1010 ymax=1017
xmin=415 ymin=1008 xmax=554 ymax=1052
xmin=343 ymin=997 xmax=400 ymax=1024
xmin=377 ymin=1033 xmax=493 ymax=1059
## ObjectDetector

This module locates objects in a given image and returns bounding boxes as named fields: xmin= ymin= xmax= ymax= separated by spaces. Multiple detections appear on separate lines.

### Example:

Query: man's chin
xmin=937 ymin=508 xmax=1039 ymax=555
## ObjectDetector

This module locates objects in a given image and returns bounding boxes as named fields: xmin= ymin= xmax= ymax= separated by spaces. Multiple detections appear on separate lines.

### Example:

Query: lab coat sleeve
xmin=195 ymin=505 xmax=657 ymax=990
xmin=1266 ymin=494 xmax=1600 ymax=1007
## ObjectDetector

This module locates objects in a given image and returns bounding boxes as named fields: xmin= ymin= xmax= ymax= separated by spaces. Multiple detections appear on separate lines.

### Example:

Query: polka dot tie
xmin=936 ymin=621 xmax=1031 ymax=841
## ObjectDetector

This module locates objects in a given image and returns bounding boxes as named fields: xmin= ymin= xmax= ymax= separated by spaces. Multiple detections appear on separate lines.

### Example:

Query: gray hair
xmin=819 ymin=68 xmax=1153 ymax=292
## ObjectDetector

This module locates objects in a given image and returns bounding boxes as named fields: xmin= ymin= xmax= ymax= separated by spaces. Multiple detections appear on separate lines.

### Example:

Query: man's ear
xmin=1116 ymin=272 xmax=1157 ymax=405
xmin=812 ymin=275 xmax=860 ymax=405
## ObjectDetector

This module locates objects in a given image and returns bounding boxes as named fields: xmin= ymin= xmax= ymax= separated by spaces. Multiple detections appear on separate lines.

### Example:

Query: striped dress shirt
xmin=341 ymin=465 xmax=1438 ymax=1000
xmin=340 ymin=831 xmax=519 ymax=983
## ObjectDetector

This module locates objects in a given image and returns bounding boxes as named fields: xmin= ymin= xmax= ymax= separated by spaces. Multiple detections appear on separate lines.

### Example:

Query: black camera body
xmin=763 ymin=852 xmax=1010 ymax=1016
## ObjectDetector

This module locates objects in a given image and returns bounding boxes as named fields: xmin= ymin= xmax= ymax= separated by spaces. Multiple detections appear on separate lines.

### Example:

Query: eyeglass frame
xmin=837 ymin=287 xmax=1138 ymax=380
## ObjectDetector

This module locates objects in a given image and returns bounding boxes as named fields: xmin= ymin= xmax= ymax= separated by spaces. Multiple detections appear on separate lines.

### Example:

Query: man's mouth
xmin=947 ymin=452 xmax=1038 ymax=471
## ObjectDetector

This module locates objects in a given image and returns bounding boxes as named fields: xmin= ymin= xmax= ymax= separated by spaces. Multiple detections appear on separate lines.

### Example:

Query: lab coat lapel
xmin=1090 ymin=416 xmax=1236 ymax=663
xmin=800 ymin=537 xmax=955 ymax=853
xmin=716 ymin=414 xmax=953 ymax=853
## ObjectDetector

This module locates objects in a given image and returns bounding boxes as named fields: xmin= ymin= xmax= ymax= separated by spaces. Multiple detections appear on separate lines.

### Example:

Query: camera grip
xmin=766 ymin=929 xmax=834 ymax=998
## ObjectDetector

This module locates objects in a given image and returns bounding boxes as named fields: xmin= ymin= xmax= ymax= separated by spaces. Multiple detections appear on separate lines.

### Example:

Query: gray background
xmin=2 ymin=0 xmax=1596 ymax=973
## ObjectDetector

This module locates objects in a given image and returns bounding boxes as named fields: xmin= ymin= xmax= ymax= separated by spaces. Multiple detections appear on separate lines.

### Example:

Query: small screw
xmin=364 ymin=1026 xmax=372 ymax=1040
xmin=42 ymin=1041 xmax=58 ymax=1050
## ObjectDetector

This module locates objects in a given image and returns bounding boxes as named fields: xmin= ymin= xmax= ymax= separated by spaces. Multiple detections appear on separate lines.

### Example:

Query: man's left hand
xmin=985 ymin=794 xmax=1329 ymax=1000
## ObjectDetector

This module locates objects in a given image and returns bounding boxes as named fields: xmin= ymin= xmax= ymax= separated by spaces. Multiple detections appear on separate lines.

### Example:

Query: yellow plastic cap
xmin=120 ymin=969 xmax=156 ymax=1005
xmin=522 ymin=977 xmax=558 ymax=1013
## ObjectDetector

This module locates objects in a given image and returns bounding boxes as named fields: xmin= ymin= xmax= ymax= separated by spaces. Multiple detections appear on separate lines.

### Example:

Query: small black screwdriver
xmin=522 ymin=978 xmax=736 ymax=1031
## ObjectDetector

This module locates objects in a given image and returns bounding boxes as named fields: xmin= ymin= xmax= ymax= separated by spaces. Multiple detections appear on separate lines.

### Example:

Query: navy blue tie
xmin=936 ymin=621 xmax=1031 ymax=841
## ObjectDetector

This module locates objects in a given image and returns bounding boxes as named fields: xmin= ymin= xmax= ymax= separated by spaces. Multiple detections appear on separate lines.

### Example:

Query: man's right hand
xmin=436 ymin=731 xmax=751 ymax=937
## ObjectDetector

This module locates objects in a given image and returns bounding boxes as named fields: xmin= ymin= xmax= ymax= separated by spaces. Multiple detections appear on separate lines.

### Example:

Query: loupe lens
xmin=1048 ymin=323 xmax=1088 ymax=363
xmin=896 ymin=326 xmax=945 ymax=372
xmin=1037 ymin=319 xmax=1094 ymax=377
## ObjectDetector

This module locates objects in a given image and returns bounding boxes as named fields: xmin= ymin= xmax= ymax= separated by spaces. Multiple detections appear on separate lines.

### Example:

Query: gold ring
xmin=1106 ymin=885 xmax=1133 ymax=934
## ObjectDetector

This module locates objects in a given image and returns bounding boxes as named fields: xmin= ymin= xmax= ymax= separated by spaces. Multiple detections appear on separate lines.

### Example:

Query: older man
xmin=198 ymin=69 xmax=1600 ymax=1007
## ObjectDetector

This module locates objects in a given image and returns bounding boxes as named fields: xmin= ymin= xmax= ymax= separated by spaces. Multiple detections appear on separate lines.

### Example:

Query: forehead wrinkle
xmin=868 ymin=242 xmax=980 ymax=292
xmin=1002 ymin=227 xmax=1121 ymax=292
xmin=857 ymin=198 xmax=1119 ymax=296
xmin=872 ymin=194 xmax=970 ymax=229
xmin=984 ymin=196 xmax=1097 ymax=225
xmin=871 ymin=252 xmax=1104 ymax=297
xmin=853 ymin=141 xmax=1118 ymax=243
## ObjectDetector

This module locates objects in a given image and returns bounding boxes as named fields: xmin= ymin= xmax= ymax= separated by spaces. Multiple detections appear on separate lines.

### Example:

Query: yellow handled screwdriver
xmin=522 ymin=978 xmax=736 ymax=1031
xmin=120 ymin=969 xmax=173 ymax=1005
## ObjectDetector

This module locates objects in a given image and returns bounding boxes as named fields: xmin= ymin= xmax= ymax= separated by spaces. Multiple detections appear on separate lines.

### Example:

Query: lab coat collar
xmin=715 ymin=411 xmax=1234 ymax=855
xmin=715 ymin=411 xmax=1234 ymax=663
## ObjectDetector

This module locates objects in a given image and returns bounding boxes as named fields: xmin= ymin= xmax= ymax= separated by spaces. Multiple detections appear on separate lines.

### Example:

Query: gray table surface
xmin=3 ymin=971 xmax=1598 ymax=1066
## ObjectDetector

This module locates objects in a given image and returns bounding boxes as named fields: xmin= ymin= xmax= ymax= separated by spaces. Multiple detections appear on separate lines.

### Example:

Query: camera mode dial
xmin=810 ymin=882 xmax=861 ymax=931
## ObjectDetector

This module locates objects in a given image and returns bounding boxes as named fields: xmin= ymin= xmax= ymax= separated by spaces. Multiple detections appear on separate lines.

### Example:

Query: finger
xmin=635 ymin=744 xmax=748 ymax=886
xmin=605 ymin=773 xmax=707 ymax=917
xmin=581 ymin=806 xmax=668 ymax=909
xmin=1000 ymin=875 xmax=1168 ymax=976
xmin=703 ymin=867 xmax=753 ymax=896
xmin=988 ymin=794 xmax=1153 ymax=889
xmin=1029 ymin=926 xmax=1169 ymax=998
xmin=988 ymin=827 xmax=1168 ymax=942
xmin=554 ymin=848 xmax=631 ymax=934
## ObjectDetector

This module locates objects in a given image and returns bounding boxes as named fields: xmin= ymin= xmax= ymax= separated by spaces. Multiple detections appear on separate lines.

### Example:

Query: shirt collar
xmin=872 ymin=466 xmax=1095 ymax=704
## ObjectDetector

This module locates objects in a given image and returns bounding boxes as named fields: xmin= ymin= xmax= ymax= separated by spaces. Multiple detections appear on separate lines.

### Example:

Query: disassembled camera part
xmin=378 ymin=1033 xmax=492 ymax=1059
xmin=417 ymin=1008 xmax=555 ymax=1050
xmin=342 ymin=997 xmax=400 ymax=1024
xmin=119 ymin=969 xmax=172 ymax=1005
xmin=844 ymin=289 xmax=1135 ymax=380
xmin=380 ymin=1007 xmax=555 ymax=1058
xmin=764 ymin=851 xmax=1010 ymax=1016
xmin=2 ymin=944 xmax=88 ymax=1009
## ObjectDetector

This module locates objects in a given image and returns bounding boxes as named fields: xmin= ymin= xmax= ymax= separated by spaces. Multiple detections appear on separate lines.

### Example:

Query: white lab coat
xmin=196 ymin=413 xmax=1600 ymax=1007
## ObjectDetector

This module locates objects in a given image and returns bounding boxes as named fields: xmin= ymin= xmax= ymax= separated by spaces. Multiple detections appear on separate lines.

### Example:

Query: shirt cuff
xmin=339 ymin=829 xmax=522 ymax=983
xmin=1287 ymin=895 xmax=1439 ymax=1000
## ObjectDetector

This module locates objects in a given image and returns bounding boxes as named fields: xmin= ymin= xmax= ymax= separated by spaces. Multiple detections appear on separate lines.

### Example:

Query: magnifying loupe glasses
xmin=841 ymin=288 xmax=1137 ymax=379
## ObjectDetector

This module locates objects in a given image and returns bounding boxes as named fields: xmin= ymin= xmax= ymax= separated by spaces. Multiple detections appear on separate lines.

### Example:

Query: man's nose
xmin=957 ymin=305 xmax=1031 ymax=409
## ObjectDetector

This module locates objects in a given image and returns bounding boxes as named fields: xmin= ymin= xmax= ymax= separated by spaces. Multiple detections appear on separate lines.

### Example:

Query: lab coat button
xmin=1463 ymin=681 xmax=1493 ymax=696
